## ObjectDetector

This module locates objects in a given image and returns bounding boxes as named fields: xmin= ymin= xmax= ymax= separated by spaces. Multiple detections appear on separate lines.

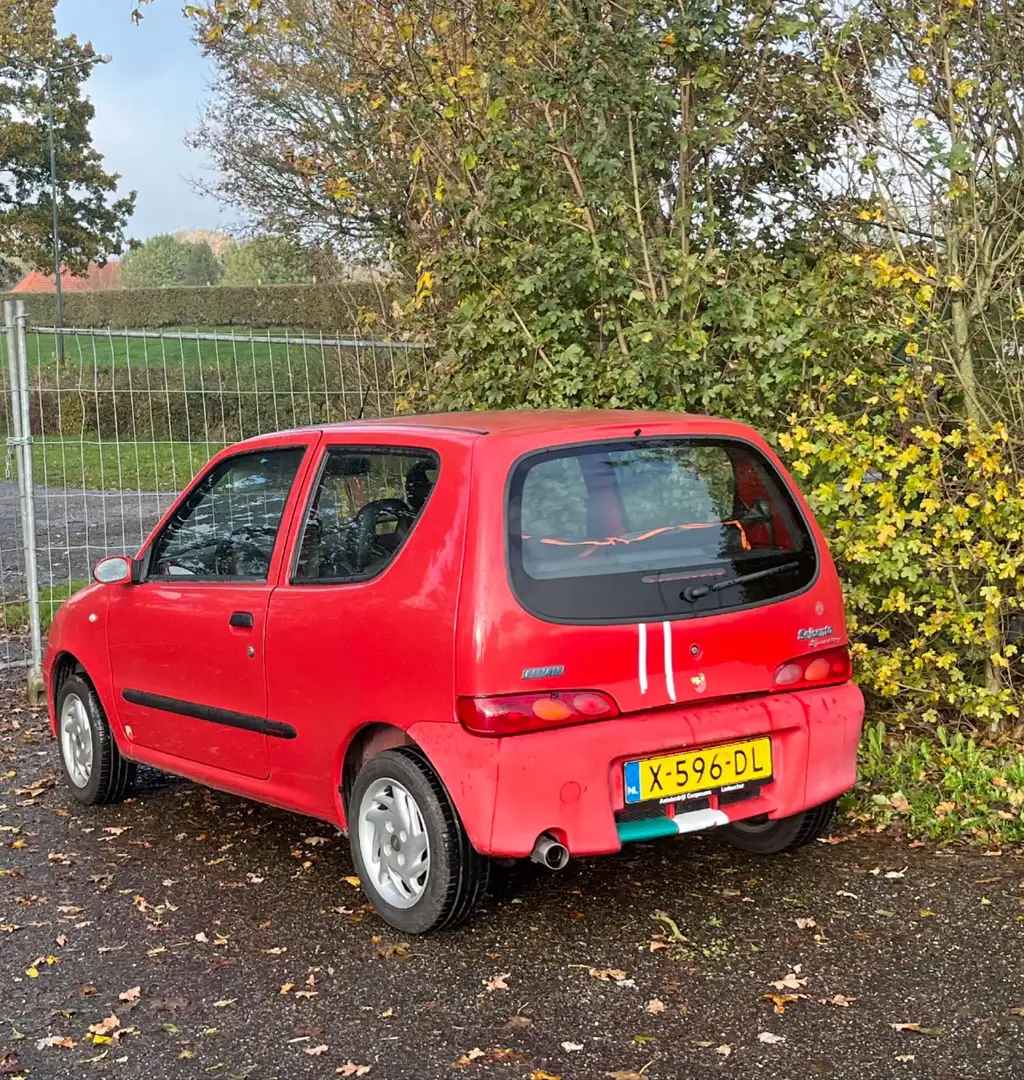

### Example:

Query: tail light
xmin=457 ymin=690 xmax=620 ymax=736
xmin=773 ymin=646 xmax=851 ymax=690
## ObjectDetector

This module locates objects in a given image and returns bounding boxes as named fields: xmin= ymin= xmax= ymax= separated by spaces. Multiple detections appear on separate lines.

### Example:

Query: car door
xmin=107 ymin=436 xmax=317 ymax=780
xmin=262 ymin=436 xmax=470 ymax=818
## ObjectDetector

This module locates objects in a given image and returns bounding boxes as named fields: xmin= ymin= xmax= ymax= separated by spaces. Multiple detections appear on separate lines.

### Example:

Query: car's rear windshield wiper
xmin=681 ymin=560 xmax=801 ymax=602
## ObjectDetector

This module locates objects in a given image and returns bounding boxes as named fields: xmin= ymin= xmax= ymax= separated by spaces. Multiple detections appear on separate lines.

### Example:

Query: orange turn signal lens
xmin=531 ymin=697 xmax=574 ymax=722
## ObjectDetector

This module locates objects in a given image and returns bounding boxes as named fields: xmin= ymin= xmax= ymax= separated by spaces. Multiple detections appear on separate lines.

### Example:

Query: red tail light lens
xmin=457 ymin=691 xmax=620 ymax=736
xmin=772 ymin=646 xmax=851 ymax=690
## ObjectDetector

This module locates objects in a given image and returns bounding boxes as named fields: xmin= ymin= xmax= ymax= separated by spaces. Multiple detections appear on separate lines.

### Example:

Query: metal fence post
xmin=11 ymin=301 xmax=43 ymax=703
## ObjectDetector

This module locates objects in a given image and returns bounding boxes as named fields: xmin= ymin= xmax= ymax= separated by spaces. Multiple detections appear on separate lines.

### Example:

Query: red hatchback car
xmin=45 ymin=411 xmax=863 ymax=932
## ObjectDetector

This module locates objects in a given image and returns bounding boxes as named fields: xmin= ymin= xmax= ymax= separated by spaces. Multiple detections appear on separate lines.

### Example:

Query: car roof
xmin=247 ymin=409 xmax=758 ymax=444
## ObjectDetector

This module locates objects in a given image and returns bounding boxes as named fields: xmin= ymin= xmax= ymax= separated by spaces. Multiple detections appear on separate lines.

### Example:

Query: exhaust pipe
xmin=530 ymin=832 xmax=569 ymax=870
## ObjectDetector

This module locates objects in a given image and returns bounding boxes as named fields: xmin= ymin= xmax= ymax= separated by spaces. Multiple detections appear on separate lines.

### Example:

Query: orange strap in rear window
xmin=531 ymin=520 xmax=751 ymax=554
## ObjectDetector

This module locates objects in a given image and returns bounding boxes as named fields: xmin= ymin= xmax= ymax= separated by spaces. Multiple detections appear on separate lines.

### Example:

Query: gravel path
xmin=2 ymin=692 xmax=1023 ymax=1079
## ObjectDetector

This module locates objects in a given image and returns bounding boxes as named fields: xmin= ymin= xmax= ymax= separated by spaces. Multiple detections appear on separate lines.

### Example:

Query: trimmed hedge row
xmin=29 ymin=349 xmax=419 ymax=441
xmin=9 ymin=283 xmax=395 ymax=332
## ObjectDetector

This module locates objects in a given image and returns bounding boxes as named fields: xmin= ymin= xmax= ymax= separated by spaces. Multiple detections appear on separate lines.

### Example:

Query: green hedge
xmin=8 ymin=283 xmax=395 ymax=332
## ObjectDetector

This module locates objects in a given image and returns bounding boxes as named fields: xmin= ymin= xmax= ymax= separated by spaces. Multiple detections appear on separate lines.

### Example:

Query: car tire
xmin=55 ymin=675 xmax=136 ymax=805
xmin=348 ymin=747 xmax=489 ymax=933
xmin=721 ymin=799 xmax=837 ymax=855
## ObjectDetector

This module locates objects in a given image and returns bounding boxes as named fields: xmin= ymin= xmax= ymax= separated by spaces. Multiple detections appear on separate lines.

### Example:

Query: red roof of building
xmin=11 ymin=262 xmax=121 ymax=293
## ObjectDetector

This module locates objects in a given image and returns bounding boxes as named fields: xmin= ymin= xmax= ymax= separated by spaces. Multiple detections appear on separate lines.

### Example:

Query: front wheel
xmin=348 ymin=747 xmax=489 ymax=933
xmin=55 ymin=675 xmax=136 ymax=805
xmin=721 ymin=799 xmax=837 ymax=855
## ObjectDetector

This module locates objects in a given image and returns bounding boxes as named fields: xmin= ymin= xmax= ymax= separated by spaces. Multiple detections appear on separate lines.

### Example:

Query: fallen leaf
xmin=280 ymin=983 xmax=294 ymax=995
xmin=485 ymin=972 xmax=510 ymax=992
xmin=344 ymin=876 xmax=361 ymax=887
xmin=454 ymin=1048 xmax=486 ymax=1066
xmin=764 ymin=993 xmax=807 ymax=1013
xmin=504 ymin=1015 xmax=532 ymax=1029
xmin=561 ymin=1041 xmax=584 ymax=1052
xmin=530 ymin=1073 xmax=562 ymax=1080
xmin=24 ymin=966 xmax=39 ymax=978
xmin=770 ymin=972 xmax=808 ymax=991
xmin=645 ymin=999 xmax=666 ymax=1014
xmin=885 ymin=867 xmax=908 ymax=880
xmin=88 ymin=1015 xmax=119 ymax=1036
xmin=589 ymin=967 xmax=630 ymax=982
xmin=213 ymin=999 xmax=235 ymax=1008
xmin=715 ymin=1045 xmax=732 ymax=1057
xmin=795 ymin=917 xmax=817 ymax=929
xmin=55 ymin=934 xmax=68 ymax=946
xmin=294 ymin=990 xmax=318 ymax=999
xmin=336 ymin=1065 xmax=372 ymax=1077
xmin=118 ymin=986 xmax=141 ymax=1004
xmin=264 ymin=946 xmax=287 ymax=955
xmin=820 ymin=994 xmax=856 ymax=1007
xmin=305 ymin=1044 xmax=329 ymax=1056
xmin=758 ymin=1032 xmax=786 ymax=1045
xmin=895 ymin=1054 xmax=915 ymax=1062
xmin=194 ymin=932 xmax=209 ymax=944
xmin=35 ymin=1035 xmax=75 ymax=1049
xmin=919 ymin=909 xmax=937 ymax=918
xmin=890 ymin=1023 xmax=943 ymax=1036
xmin=379 ymin=1007 xmax=393 ymax=1018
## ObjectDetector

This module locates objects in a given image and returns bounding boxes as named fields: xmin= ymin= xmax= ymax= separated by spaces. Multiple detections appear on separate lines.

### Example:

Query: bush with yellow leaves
xmin=779 ymin=366 xmax=1024 ymax=735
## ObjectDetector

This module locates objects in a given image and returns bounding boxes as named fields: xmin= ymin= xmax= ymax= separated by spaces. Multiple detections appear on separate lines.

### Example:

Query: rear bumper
xmin=409 ymin=681 xmax=864 ymax=858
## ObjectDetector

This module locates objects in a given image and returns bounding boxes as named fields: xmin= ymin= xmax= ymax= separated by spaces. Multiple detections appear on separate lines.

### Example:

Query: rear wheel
xmin=348 ymin=747 xmax=488 ymax=933
xmin=55 ymin=675 xmax=136 ymax=805
xmin=722 ymin=799 xmax=837 ymax=855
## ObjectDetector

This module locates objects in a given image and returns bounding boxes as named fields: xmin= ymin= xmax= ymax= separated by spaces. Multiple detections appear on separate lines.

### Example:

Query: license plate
xmin=623 ymin=737 xmax=773 ymax=805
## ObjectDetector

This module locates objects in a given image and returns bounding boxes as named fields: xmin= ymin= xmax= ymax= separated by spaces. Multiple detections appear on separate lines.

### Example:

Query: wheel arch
xmin=337 ymin=722 xmax=418 ymax=828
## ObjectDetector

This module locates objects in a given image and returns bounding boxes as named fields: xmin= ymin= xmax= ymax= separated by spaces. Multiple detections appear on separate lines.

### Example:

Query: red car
xmin=45 ymin=411 xmax=863 ymax=932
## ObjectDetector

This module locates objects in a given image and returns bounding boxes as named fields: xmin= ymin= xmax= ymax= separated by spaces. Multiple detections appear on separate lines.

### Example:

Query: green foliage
xmin=222 ymin=237 xmax=311 ymax=285
xmin=10 ymin=282 xmax=389 ymax=331
xmin=121 ymin=234 xmax=224 ymax=288
xmin=0 ymin=0 xmax=134 ymax=271
xmin=2 ymin=578 xmax=88 ymax=632
xmin=853 ymin=721 xmax=1024 ymax=846
xmin=781 ymin=366 xmax=1024 ymax=732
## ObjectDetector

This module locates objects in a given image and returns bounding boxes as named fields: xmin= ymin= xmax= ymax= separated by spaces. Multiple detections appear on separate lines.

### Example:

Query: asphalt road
xmin=2 ymin=690 xmax=1023 ymax=1080
xmin=0 ymin=481 xmax=169 ymax=598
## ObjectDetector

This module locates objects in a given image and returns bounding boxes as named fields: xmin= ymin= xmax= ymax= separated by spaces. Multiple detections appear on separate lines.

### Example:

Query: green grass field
xmin=31 ymin=437 xmax=222 ymax=491
xmin=24 ymin=327 xmax=345 ymax=371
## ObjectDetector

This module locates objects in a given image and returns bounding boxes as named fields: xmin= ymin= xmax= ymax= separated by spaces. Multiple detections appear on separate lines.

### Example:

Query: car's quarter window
xmin=293 ymin=446 xmax=439 ymax=582
xmin=147 ymin=448 xmax=306 ymax=581
xmin=507 ymin=438 xmax=816 ymax=623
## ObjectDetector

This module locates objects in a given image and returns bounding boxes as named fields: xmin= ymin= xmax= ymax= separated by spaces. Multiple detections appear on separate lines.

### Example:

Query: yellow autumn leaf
xmin=344 ymin=875 xmax=361 ymax=887
xmin=25 ymin=966 xmax=39 ymax=978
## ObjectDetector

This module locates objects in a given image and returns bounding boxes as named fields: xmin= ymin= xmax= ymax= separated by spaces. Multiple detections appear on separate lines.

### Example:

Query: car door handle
xmin=229 ymin=611 xmax=254 ymax=629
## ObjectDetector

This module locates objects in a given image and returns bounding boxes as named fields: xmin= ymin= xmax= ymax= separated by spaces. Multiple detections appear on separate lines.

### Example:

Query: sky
xmin=55 ymin=0 xmax=231 ymax=241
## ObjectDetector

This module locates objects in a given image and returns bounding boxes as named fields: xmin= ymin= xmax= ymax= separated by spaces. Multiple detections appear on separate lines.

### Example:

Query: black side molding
xmin=122 ymin=689 xmax=297 ymax=740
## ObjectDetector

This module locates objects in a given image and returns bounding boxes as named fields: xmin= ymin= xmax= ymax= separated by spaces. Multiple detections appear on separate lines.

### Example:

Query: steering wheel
xmin=214 ymin=526 xmax=276 ymax=577
xmin=353 ymin=499 xmax=415 ymax=571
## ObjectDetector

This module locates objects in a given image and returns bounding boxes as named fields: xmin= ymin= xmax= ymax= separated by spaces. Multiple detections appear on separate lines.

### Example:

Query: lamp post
xmin=11 ymin=53 xmax=111 ymax=363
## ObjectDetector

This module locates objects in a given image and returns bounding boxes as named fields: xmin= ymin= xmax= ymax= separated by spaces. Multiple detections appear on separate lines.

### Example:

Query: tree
xmin=120 ymin=233 xmax=223 ymax=287
xmin=0 ymin=0 xmax=135 ymax=273
xmin=221 ymin=236 xmax=310 ymax=285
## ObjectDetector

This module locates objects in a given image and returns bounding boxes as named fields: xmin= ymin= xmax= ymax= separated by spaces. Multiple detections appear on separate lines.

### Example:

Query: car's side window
xmin=147 ymin=448 xmax=306 ymax=581
xmin=293 ymin=447 xmax=439 ymax=583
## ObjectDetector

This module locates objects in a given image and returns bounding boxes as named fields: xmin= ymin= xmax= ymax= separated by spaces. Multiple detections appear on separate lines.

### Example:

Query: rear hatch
xmin=479 ymin=434 xmax=845 ymax=716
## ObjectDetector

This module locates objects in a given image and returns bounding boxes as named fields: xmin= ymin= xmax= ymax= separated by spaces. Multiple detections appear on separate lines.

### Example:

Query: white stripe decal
xmin=638 ymin=623 xmax=648 ymax=695
xmin=663 ymin=621 xmax=676 ymax=702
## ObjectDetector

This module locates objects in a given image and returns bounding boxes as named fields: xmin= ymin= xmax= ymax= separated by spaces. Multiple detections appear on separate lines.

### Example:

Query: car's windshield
xmin=507 ymin=438 xmax=816 ymax=623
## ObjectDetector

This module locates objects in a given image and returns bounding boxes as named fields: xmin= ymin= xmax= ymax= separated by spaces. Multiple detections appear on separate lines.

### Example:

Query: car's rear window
xmin=506 ymin=438 xmax=817 ymax=623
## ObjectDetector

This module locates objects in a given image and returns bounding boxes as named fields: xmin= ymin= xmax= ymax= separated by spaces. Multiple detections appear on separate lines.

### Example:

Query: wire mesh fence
xmin=0 ymin=301 xmax=432 ymax=693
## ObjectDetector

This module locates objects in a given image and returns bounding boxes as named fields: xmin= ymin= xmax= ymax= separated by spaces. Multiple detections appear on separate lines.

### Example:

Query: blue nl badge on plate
xmin=623 ymin=760 xmax=641 ymax=804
